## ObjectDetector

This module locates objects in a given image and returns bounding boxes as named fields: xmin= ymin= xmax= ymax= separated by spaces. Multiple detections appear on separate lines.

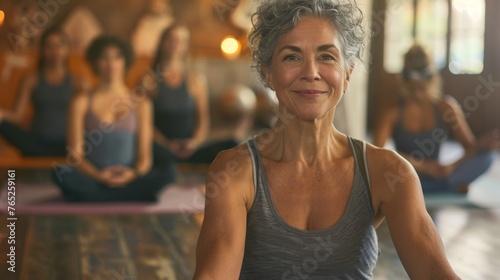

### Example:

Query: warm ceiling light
xmin=0 ymin=11 xmax=5 ymax=27
xmin=221 ymin=36 xmax=241 ymax=59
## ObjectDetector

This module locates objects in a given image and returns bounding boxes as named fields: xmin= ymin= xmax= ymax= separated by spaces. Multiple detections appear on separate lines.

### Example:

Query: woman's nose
xmin=300 ymin=58 xmax=321 ymax=82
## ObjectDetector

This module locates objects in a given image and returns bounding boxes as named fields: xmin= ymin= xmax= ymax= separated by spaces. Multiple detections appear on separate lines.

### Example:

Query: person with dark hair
xmin=374 ymin=44 xmax=499 ymax=193
xmin=52 ymin=35 xmax=175 ymax=202
xmin=194 ymin=1 xmax=460 ymax=279
xmin=0 ymin=26 xmax=88 ymax=156
xmin=139 ymin=24 xmax=244 ymax=166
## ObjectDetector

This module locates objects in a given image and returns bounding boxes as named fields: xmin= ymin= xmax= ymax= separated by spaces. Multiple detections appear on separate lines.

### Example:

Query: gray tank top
xmin=84 ymin=95 xmax=138 ymax=169
xmin=240 ymin=137 xmax=378 ymax=279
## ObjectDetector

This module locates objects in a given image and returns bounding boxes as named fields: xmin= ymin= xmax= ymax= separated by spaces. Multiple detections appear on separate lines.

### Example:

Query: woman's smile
xmin=291 ymin=89 xmax=328 ymax=99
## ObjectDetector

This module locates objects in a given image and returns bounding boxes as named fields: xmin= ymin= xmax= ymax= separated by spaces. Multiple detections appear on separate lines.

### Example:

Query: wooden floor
xmin=0 ymin=206 xmax=499 ymax=279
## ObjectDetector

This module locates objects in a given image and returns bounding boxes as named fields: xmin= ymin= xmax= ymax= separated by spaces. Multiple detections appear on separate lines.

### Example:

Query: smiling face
xmin=42 ymin=33 xmax=69 ymax=66
xmin=263 ymin=17 xmax=353 ymax=121
xmin=96 ymin=45 xmax=126 ymax=81
xmin=162 ymin=27 xmax=189 ymax=59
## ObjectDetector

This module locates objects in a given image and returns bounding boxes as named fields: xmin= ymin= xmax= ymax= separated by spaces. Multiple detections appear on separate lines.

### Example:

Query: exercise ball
xmin=255 ymin=89 xmax=279 ymax=127
xmin=218 ymin=85 xmax=257 ymax=120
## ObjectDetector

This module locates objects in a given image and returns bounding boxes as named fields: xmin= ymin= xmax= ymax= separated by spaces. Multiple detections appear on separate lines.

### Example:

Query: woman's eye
xmin=284 ymin=55 xmax=298 ymax=61
xmin=320 ymin=54 xmax=335 ymax=61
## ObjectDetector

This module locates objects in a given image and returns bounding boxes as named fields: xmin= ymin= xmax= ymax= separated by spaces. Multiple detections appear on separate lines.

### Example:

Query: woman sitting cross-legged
xmin=0 ymin=27 xmax=88 ymax=156
xmin=52 ymin=36 xmax=175 ymax=202
xmin=373 ymin=44 xmax=499 ymax=193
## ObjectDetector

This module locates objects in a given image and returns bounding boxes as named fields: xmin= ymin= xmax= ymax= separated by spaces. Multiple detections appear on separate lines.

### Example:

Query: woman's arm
xmin=194 ymin=148 xmax=251 ymax=279
xmin=440 ymin=96 xmax=475 ymax=162
xmin=189 ymin=72 xmax=210 ymax=145
xmin=134 ymin=98 xmax=153 ymax=175
xmin=0 ymin=73 xmax=38 ymax=124
xmin=369 ymin=146 xmax=460 ymax=279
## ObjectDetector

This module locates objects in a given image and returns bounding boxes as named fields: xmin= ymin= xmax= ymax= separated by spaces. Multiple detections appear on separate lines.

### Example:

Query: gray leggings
xmin=420 ymin=151 xmax=495 ymax=193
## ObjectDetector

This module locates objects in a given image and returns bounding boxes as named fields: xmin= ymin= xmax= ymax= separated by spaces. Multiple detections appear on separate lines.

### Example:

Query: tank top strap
xmin=246 ymin=138 xmax=262 ymax=200
xmin=348 ymin=136 xmax=373 ymax=210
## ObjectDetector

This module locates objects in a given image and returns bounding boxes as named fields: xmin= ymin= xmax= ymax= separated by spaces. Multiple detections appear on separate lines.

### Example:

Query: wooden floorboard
xmin=373 ymin=207 xmax=500 ymax=280
xmin=0 ymin=207 xmax=499 ymax=279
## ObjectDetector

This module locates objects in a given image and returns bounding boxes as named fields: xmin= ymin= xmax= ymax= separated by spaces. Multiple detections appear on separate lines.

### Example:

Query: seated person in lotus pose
xmin=194 ymin=1 xmax=460 ymax=279
xmin=374 ymin=44 xmax=499 ymax=193
xmin=52 ymin=36 xmax=175 ymax=202
xmin=139 ymin=24 xmax=243 ymax=166
xmin=0 ymin=27 xmax=88 ymax=156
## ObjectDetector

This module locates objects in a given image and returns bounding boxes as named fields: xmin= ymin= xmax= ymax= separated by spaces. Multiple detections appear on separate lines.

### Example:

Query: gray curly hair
xmin=248 ymin=0 xmax=366 ymax=85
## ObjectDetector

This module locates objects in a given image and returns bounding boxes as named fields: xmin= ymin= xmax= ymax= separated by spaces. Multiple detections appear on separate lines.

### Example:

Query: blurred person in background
xmin=374 ymin=44 xmax=499 ymax=193
xmin=140 ymin=24 xmax=246 ymax=166
xmin=0 ymin=27 xmax=88 ymax=156
xmin=53 ymin=36 xmax=174 ymax=202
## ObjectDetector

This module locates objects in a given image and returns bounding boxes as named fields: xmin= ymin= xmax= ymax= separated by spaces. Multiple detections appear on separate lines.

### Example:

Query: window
xmin=449 ymin=0 xmax=485 ymax=74
xmin=383 ymin=0 xmax=415 ymax=73
xmin=416 ymin=0 xmax=449 ymax=69
xmin=383 ymin=0 xmax=485 ymax=74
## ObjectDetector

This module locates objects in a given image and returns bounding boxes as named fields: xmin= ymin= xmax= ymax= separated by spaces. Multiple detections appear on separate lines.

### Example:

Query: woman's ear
xmin=262 ymin=66 xmax=274 ymax=90
xmin=343 ymin=64 xmax=355 ymax=93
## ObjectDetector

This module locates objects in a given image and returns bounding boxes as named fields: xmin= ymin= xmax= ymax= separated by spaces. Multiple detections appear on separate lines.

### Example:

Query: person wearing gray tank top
xmin=52 ymin=36 xmax=175 ymax=202
xmin=194 ymin=1 xmax=460 ymax=279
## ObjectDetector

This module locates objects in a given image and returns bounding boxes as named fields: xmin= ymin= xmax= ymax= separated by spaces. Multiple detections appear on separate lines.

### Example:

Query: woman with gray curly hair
xmin=194 ymin=0 xmax=460 ymax=279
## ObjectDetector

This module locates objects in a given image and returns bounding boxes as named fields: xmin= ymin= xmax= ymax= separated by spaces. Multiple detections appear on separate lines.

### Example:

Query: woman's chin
xmin=294 ymin=109 xmax=331 ymax=122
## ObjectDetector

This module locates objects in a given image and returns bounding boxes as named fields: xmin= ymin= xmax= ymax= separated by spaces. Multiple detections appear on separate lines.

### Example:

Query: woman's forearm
xmin=71 ymin=155 xmax=103 ymax=182
xmin=154 ymin=128 xmax=171 ymax=148
xmin=134 ymin=155 xmax=151 ymax=176
xmin=193 ymin=116 xmax=210 ymax=144
xmin=448 ymin=145 xmax=477 ymax=171
xmin=0 ymin=109 xmax=22 ymax=124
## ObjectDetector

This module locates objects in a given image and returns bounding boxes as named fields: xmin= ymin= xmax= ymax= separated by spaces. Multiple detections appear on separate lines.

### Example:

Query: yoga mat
xmin=468 ymin=177 xmax=500 ymax=208
xmin=0 ymin=181 xmax=205 ymax=215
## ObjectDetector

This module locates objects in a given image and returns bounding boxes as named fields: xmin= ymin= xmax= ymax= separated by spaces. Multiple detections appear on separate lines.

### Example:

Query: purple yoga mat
xmin=0 ymin=181 xmax=205 ymax=215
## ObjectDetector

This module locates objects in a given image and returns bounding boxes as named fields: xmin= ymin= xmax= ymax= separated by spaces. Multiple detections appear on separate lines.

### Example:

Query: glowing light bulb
xmin=221 ymin=36 xmax=241 ymax=59
xmin=0 ymin=11 xmax=5 ymax=27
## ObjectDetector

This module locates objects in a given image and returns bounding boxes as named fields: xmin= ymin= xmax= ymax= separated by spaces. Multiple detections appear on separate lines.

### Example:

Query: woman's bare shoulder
xmin=206 ymin=142 xmax=255 ymax=208
xmin=70 ymin=90 xmax=91 ymax=110
xmin=366 ymin=144 xmax=420 ymax=208
xmin=364 ymin=142 xmax=418 ymax=195
xmin=209 ymin=143 xmax=253 ymax=180
xmin=22 ymin=72 xmax=39 ymax=88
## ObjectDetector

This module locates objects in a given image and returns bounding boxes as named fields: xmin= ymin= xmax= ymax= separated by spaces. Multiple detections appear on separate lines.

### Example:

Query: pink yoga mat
xmin=0 ymin=181 xmax=205 ymax=215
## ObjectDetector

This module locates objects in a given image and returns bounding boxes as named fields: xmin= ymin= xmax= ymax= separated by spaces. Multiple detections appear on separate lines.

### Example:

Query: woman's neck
xmin=406 ymin=91 xmax=434 ymax=105
xmin=263 ymin=108 xmax=346 ymax=165
xmin=43 ymin=62 xmax=66 ymax=75
xmin=161 ymin=58 xmax=185 ymax=73
xmin=96 ymin=78 xmax=128 ymax=95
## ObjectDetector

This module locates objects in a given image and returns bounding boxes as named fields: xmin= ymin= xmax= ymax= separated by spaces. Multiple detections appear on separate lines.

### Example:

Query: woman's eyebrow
xmin=278 ymin=44 xmax=340 ymax=53
xmin=278 ymin=45 xmax=302 ymax=53
xmin=318 ymin=44 xmax=339 ymax=52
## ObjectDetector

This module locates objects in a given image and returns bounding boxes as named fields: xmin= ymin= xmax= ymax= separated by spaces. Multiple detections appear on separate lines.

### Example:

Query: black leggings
xmin=0 ymin=120 xmax=66 ymax=156
xmin=153 ymin=139 xmax=238 ymax=166
xmin=51 ymin=165 xmax=176 ymax=202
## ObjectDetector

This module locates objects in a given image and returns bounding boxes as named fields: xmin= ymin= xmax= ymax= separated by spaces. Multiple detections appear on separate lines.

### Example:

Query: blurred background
xmin=0 ymin=0 xmax=499 ymax=279
xmin=1 ymin=0 xmax=498 ymax=138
